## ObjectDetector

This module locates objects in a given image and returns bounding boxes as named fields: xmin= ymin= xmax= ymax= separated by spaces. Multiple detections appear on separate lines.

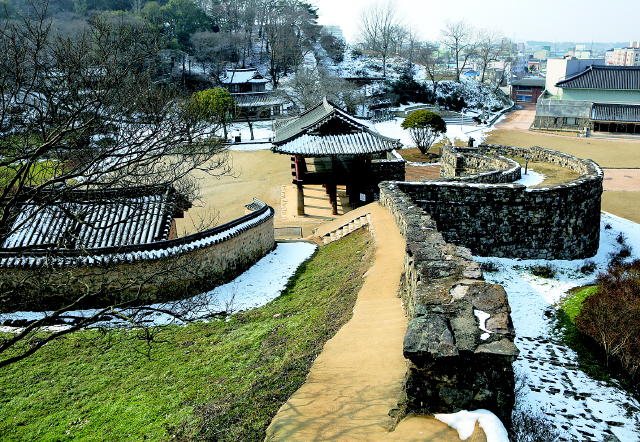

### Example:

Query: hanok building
xmin=533 ymin=65 xmax=640 ymax=134
xmin=220 ymin=68 xmax=289 ymax=119
xmin=1 ymin=185 xmax=190 ymax=261
xmin=272 ymin=98 xmax=404 ymax=215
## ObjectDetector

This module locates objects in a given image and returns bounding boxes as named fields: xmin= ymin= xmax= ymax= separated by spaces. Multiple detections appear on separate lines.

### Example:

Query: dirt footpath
xmin=265 ymin=203 xmax=487 ymax=442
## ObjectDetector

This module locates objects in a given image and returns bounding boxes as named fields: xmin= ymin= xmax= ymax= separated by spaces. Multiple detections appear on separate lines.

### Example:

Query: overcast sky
xmin=315 ymin=0 xmax=639 ymax=45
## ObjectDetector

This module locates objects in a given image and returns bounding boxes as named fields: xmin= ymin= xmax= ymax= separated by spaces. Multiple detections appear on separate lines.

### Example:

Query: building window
xmin=516 ymin=85 xmax=533 ymax=91
xmin=516 ymin=95 xmax=532 ymax=102
xmin=565 ymin=117 xmax=577 ymax=125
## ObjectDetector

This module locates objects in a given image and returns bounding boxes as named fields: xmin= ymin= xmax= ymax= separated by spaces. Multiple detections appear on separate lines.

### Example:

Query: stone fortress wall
xmin=399 ymin=144 xmax=603 ymax=260
xmin=0 ymin=200 xmax=275 ymax=307
xmin=379 ymin=184 xmax=518 ymax=425
xmin=377 ymin=144 xmax=603 ymax=424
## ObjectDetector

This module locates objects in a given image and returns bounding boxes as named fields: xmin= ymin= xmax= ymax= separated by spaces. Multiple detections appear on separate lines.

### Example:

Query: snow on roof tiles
xmin=272 ymin=98 xmax=400 ymax=156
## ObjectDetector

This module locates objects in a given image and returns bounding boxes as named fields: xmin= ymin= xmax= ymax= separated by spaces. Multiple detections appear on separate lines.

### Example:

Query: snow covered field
xmin=475 ymin=214 xmax=640 ymax=442
xmin=223 ymin=111 xmax=499 ymax=153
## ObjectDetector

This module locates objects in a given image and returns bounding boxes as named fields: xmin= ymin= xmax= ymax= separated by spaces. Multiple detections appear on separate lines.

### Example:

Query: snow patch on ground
xmin=434 ymin=409 xmax=509 ymax=442
xmin=0 ymin=242 xmax=317 ymax=330
xmin=475 ymin=213 xmax=640 ymax=442
xmin=514 ymin=170 xmax=545 ymax=187
xmin=373 ymin=118 xmax=495 ymax=147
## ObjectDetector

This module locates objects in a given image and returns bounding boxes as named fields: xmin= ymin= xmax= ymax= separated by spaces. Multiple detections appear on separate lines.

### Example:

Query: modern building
xmin=544 ymin=57 xmax=606 ymax=97
xmin=611 ymin=43 xmax=640 ymax=66
xmin=510 ymin=78 xmax=546 ymax=104
xmin=533 ymin=49 xmax=549 ymax=60
xmin=323 ymin=25 xmax=345 ymax=42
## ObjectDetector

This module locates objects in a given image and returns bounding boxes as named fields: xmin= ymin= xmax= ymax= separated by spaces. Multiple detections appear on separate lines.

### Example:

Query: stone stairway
xmin=321 ymin=213 xmax=371 ymax=245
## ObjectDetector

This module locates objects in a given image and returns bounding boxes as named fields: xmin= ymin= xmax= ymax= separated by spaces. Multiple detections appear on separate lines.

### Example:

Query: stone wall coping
xmin=0 ymin=200 xmax=275 ymax=269
xmin=372 ymin=149 xmax=406 ymax=163
xmin=400 ymin=143 xmax=602 ymax=193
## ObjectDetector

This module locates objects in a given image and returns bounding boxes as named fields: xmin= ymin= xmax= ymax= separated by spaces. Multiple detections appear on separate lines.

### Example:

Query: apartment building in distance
xmin=611 ymin=42 xmax=640 ymax=66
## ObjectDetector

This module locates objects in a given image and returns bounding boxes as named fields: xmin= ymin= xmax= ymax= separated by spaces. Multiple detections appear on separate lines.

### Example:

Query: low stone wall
xmin=0 ymin=202 xmax=275 ymax=310
xmin=397 ymin=144 xmax=603 ymax=260
xmin=533 ymin=116 xmax=592 ymax=132
xmin=379 ymin=185 xmax=518 ymax=425
xmin=440 ymin=145 xmax=521 ymax=184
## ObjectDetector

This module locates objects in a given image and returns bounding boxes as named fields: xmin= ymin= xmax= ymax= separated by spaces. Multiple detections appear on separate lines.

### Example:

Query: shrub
xmin=480 ymin=260 xmax=500 ymax=273
xmin=529 ymin=263 xmax=557 ymax=278
xmin=436 ymin=90 xmax=467 ymax=111
xmin=579 ymin=260 xmax=597 ymax=275
xmin=510 ymin=371 xmax=567 ymax=441
xmin=509 ymin=408 xmax=567 ymax=442
xmin=319 ymin=34 xmax=345 ymax=63
xmin=383 ymin=73 xmax=435 ymax=106
xmin=608 ymin=242 xmax=633 ymax=267
xmin=401 ymin=109 xmax=446 ymax=154
xmin=575 ymin=260 xmax=640 ymax=381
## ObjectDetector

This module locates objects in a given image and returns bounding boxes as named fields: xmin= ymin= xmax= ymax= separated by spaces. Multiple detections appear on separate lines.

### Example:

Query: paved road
xmin=495 ymin=109 xmax=536 ymax=131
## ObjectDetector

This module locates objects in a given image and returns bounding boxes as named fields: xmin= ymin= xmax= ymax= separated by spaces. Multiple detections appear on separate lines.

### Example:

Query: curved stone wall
xmin=440 ymin=145 xmax=522 ymax=184
xmin=0 ymin=201 xmax=275 ymax=309
xmin=382 ymin=145 xmax=603 ymax=259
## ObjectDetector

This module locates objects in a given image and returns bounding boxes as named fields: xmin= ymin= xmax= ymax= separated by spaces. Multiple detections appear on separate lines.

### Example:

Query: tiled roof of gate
xmin=591 ymin=102 xmax=640 ymax=122
xmin=232 ymin=92 xmax=289 ymax=107
xmin=555 ymin=65 xmax=640 ymax=90
xmin=2 ymin=186 xmax=188 ymax=251
xmin=272 ymin=98 xmax=400 ymax=156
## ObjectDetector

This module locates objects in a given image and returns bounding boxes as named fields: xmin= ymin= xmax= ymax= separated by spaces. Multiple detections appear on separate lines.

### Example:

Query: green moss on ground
xmin=552 ymin=286 xmax=610 ymax=382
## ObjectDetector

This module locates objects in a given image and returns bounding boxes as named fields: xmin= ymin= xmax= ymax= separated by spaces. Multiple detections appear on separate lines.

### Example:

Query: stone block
xmin=403 ymin=316 xmax=459 ymax=361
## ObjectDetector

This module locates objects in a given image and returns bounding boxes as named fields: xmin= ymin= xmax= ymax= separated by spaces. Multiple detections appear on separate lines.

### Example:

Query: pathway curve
xmin=265 ymin=203 xmax=486 ymax=442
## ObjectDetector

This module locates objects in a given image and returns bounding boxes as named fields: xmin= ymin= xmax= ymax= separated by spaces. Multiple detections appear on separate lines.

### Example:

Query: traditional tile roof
xmin=232 ymin=92 xmax=289 ymax=107
xmin=2 ymin=185 xmax=189 ymax=251
xmin=221 ymin=69 xmax=269 ymax=85
xmin=0 ymin=199 xmax=274 ymax=268
xmin=272 ymin=98 xmax=400 ymax=157
xmin=591 ymin=102 xmax=640 ymax=122
xmin=555 ymin=65 xmax=640 ymax=90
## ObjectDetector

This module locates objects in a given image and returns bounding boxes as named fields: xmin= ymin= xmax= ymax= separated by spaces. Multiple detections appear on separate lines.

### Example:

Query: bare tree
xmin=357 ymin=0 xmax=404 ymax=77
xmin=0 ymin=6 xmax=233 ymax=366
xmin=403 ymin=27 xmax=420 ymax=69
xmin=263 ymin=0 xmax=319 ymax=87
xmin=285 ymin=67 xmax=361 ymax=113
xmin=417 ymin=42 xmax=447 ymax=95
xmin=440 ymin=19 xmax=478 ymax=82
xmin=476 ymin=28 xmax=504 ymax=83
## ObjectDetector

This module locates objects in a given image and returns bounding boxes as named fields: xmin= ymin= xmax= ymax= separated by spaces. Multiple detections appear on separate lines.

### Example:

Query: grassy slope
xmin=553 ymin=286 xmax=610 ymax=381
xmin=0 ymin=229 xmax=375 ymax=442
